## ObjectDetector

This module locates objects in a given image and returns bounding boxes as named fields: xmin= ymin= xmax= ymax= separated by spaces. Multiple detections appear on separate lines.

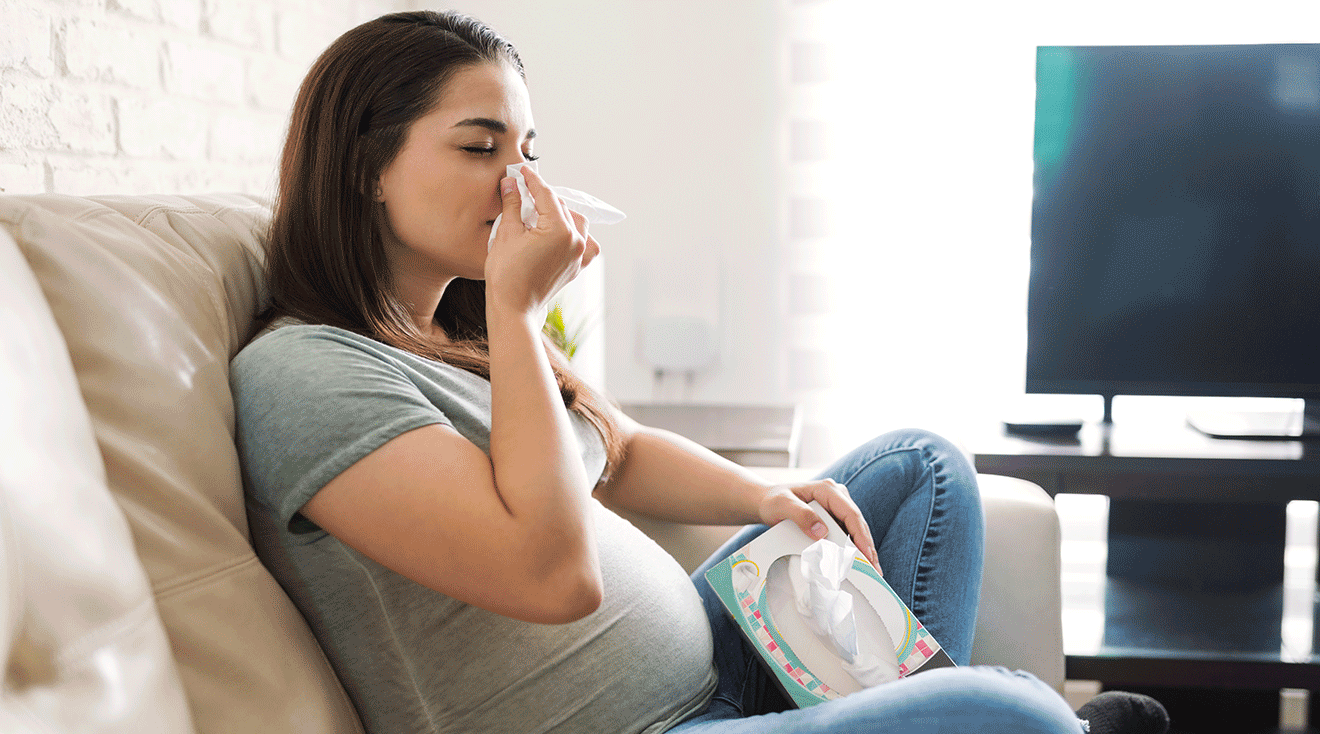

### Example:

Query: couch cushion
xmin=0 ymin=194 xmax=362 ymax=734
xmin=0 ymin=224 xmax=194 ymax=732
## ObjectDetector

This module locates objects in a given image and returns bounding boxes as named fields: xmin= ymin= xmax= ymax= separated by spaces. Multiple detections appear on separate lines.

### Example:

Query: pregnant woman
xmin=230 ymin=10 xmax=1166 ymax=734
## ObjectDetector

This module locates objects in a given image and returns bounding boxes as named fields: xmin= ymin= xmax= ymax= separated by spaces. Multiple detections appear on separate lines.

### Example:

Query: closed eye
xmin=460 ymin=146 xmax=538 ymax=161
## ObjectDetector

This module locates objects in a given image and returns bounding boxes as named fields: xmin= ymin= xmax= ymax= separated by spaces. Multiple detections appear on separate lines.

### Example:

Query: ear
xmin=373 ymin=181 xmax=386 ymax=203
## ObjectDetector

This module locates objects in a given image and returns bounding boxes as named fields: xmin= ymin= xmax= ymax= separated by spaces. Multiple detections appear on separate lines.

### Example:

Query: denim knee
xmin=913 ymin=666 xmax=1082 ymax=732
xmin=843 ymin=428 xmax=980 ymax=507
xmin=881 ymin=428 xmax=975 ymax=481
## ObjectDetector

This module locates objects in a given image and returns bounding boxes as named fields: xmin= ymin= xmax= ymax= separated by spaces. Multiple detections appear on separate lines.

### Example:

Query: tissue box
xmin=704 ymin=501 xmax=955 ymax=708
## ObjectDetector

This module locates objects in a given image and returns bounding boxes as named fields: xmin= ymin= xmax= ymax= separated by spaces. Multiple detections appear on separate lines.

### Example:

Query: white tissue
xmin=488 ymin=161 xmax=625 ymax=248
xmin=789 ymin=539 xmax=900 ymax=688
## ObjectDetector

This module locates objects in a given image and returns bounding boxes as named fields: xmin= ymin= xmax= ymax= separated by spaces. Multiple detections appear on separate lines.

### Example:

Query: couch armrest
xmin=618 ymin=468 xmax=1065 ymax=692
xmin=971 ymin=473 xmax=1065 ymax=692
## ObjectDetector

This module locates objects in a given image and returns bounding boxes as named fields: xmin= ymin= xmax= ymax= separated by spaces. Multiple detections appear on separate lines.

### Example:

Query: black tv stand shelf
xmin=972 ymin=419 xmax=1319 ymax=503
xmin=967 ymin=418 xmax=1320 ymax=694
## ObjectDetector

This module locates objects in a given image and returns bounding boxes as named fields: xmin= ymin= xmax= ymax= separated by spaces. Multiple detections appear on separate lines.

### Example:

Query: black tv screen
xmin=1028 ymin=44 xmax=1320 ymax=401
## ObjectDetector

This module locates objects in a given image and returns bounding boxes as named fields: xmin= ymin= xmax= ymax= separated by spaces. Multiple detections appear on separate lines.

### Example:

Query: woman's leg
xmin=669 ymin=665 xmax=1083 ymax=734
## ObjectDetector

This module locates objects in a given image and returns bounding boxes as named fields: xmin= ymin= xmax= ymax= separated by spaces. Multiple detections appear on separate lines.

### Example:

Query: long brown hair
xmin=263 ymin=10 xmax=625 ymax=478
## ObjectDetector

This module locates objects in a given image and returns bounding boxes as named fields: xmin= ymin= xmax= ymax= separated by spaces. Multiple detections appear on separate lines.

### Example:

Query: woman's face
xmin=376 ymin=61 xmax=536 ymax=282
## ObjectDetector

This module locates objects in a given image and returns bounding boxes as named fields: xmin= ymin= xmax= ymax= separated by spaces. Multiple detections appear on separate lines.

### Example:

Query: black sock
xmin=1076 ymin=691 xmax=1170 ymax=734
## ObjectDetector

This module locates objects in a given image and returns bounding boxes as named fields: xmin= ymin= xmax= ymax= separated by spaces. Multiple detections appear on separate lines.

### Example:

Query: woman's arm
xmin=595 ymin=409 xmax=883 ymax=569
xmin=301 ymin=168 xmax=605 ymax=624
xmin=595 ymin=410 xmax=772 ymax=525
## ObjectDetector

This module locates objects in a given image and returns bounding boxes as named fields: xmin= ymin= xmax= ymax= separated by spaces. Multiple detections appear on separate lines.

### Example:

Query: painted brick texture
xmin=1 ymin=0 xmax=402 ymax=196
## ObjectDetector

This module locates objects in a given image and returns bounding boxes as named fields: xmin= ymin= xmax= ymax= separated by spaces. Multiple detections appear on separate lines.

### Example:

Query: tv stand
xmin=1187 ymin=398 xmax=1320 ymax=440
xmin=967 ymin=412 xmax=1320 ymax=727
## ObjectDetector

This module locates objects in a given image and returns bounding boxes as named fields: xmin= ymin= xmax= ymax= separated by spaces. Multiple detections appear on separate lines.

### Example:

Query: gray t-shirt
xmin=230 ymin=322 xmax=717 ymax=734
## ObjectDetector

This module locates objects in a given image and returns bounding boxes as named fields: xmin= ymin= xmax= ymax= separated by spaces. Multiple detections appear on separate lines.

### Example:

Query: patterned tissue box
xmin=704 ymin=501 xmax=955 ymax=708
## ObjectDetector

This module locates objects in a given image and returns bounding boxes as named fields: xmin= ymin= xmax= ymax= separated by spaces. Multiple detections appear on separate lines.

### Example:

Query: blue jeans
xmin=670 ymin=429 xmax=1082 ymax=733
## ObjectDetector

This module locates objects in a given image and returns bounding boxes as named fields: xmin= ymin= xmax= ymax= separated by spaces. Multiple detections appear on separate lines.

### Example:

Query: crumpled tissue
xmin=488 ymin=161 xmax=625 ymax=248
xmin=788 ymin=538 xmax=900 ymax=687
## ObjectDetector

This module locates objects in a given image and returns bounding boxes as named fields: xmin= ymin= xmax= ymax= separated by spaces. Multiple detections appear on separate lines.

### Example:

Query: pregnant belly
xmin=427 ymin=503 xmax=717 ymax=734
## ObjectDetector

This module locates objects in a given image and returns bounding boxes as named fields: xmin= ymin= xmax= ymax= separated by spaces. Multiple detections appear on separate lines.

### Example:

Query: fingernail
xmin=500 ymin=177 xmax=515 ymax=194
xmin=810 ymin=522 xmax=827 ymax=539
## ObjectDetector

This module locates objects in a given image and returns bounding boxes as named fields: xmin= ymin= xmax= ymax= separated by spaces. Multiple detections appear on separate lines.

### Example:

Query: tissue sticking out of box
xmin=488 ymin=161 xmax=626 ymax=248
xmin=789 ymin=539 xmax=900 ymax=687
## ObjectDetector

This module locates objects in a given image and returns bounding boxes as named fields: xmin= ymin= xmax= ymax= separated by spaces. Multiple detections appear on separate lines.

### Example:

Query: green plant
xmin=542 ymin=301 xmax=595 ymax=361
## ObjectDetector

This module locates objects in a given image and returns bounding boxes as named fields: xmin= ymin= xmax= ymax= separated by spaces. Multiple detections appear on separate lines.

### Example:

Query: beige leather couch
xmin=0 ymin=193 xmax=1065 ymax=733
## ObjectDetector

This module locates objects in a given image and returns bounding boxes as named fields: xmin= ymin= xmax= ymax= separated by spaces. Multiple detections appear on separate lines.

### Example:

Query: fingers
xmin=569 ymin=209 xmax=601 ymax=268
xmin=581 ymin=233 xmax=600 ymax=269
xmin=569 ymin=208 xmax=590 ymax=241
xmin=796 ymin=480 xmax=882 ymax=574
xmin=792 ymin=498 xmax=831 ymax=541
xmin=517 ymin=164 xmax=569 ymax=224
xmin=497 ymin=175 xmax=522 ymax=236
xmin=758 ymin=482 xmax=882 ymax=575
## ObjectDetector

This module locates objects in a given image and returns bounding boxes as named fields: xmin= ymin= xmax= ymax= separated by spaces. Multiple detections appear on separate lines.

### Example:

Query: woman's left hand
xmin=757 ymin=479 xmax=882 ymax=574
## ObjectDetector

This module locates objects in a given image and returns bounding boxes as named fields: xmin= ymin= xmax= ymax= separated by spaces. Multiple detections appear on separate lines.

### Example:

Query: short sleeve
xmin=230 ymin=327 xmax=452 ymax=534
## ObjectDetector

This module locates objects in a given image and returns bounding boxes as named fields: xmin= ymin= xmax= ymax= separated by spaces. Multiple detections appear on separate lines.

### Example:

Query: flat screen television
xmin=1028 ymin=43 xmax=1320 ymax=437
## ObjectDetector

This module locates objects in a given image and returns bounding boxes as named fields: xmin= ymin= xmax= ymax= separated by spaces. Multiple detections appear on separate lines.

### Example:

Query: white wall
xmin=436 ymin=0 xmax=787 ymax=406
xmin=3 ymin=0 xmax=786 ymax=406
xmin=15 ymin=1 xmax=1311 ymax=464
xmin=785 ymin=0 xmax=1320 ymax=463
xmin=0 ymin=0 xmax=398 ymax=197
xmin=445 ymin=0 xmax=1320 ymax=465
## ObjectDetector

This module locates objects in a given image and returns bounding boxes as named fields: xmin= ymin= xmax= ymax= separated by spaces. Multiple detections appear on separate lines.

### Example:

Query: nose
xmin=500 ymin=149 xmax=535 ymax=172
xmin=494 ymin=154 xmax=523 ymax=193
xmin=497 ymin=146 xmax=522 ymax=162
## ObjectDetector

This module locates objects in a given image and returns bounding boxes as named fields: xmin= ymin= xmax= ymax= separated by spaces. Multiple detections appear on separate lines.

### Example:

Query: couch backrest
xmin=0 ymin=194 xmax=362 ymax=734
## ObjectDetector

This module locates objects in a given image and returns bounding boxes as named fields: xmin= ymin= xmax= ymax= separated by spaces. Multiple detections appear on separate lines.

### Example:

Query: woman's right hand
xmin=484 ymin=165 xmax=599 ymax=318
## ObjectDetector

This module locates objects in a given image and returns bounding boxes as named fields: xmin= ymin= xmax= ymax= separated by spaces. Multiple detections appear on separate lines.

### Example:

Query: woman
xmin=231 ymin=10 xmax=1165 ymax=734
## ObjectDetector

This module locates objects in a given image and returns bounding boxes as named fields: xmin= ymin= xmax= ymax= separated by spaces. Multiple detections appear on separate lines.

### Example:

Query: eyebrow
xmin=452 ymin=117 xmax=536 ymax=140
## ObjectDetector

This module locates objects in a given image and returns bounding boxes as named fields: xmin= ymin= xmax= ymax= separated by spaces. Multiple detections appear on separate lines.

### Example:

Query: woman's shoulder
xmin=230 ymin=319 xmax=402 ymax=386
xmin=230 ymin=319 xmax=483 ymax=396
xmin=246 ymin=316 xmax=348 ymax=346
xmin=238 ymin=319 xmax=383 ymax=360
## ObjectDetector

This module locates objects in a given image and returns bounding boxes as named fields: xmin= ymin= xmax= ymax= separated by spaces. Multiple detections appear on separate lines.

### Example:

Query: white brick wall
xmin=0 ymin=0 xmax=403 ymax=196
